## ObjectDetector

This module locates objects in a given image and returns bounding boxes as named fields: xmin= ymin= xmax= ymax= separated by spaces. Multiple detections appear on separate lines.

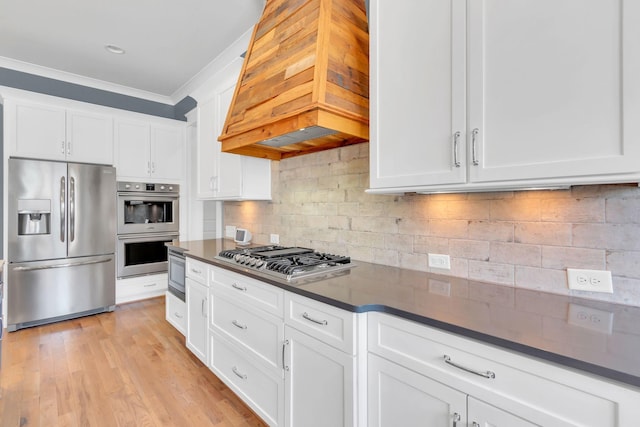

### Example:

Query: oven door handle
xmin=117 ymin=232 xmax=180 ymax=241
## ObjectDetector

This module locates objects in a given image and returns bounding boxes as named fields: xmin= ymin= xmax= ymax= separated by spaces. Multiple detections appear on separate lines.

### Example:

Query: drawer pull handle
xmin=472 ymin=422 xmax=480 ymax=427
xmin=191 ymin=268 xmax=202 ymax=274
xmin=143 ymin=283 xmax=157 ymax=287
xmin=302 ymin=312 xmax=328 ymax=326
xmin=453 ymin=412 xmax=461 ymax=427
xmin=174 ymin=312 xmax=183 ymax=319
xmin=232 ymin=366 xmax=247 ymax=380
xmin=232 ymin=283 xmax=247 ymax=292
xmin=232 ymin=320 xmax=247 ymax=330
xmin=444 ymin=355 xmax=495 ymax=379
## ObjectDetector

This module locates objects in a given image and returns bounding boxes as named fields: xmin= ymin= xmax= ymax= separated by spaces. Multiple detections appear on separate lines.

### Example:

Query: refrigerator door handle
xmin=69 ymin=176 xmax=75 ymax=242
xmin=12 ymin=257 xmax=113 ymax=272
xmin=60 ymin=176 xmax=66 ymax=242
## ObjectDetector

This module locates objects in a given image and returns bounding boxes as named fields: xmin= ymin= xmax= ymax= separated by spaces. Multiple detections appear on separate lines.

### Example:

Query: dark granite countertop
xmin=169 ymin=239 xmax=640 ymax=389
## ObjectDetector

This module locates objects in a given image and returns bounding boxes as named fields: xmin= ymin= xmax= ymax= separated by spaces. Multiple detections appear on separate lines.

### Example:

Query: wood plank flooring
xmin=0 ymin=297 xmax=268 ymax=427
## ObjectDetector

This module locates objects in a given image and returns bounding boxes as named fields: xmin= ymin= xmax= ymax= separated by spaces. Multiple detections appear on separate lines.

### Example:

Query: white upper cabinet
xmin=370 ymin=0 xmax=640 ymax=193
xmin=8 ymin=99 xmax=113 ymax=165
xmin=370 ymin=0 xmax=466 ymax=190
xmin=196 ymin=58 xmax=271 ymax=201
xmin=115 ymin=117 xmax=184 ymax=181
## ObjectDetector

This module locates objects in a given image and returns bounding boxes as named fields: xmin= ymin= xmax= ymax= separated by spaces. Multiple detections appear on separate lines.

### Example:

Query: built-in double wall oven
xmin=116 ymin=182 xmax=179 ymax=278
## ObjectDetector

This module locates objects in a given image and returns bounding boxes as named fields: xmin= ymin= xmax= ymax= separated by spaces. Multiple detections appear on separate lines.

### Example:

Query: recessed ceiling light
xmin=105 ymin=44 xmax=125 ymax=54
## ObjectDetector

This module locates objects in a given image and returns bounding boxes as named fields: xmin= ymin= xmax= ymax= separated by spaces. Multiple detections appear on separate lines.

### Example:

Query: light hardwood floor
xmin=0 ymin=297 xmax=268 ymax=427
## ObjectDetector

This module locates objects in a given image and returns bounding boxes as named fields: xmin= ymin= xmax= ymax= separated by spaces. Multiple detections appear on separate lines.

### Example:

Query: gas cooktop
xmin=216 ymin=245 xmax=354 ymax=281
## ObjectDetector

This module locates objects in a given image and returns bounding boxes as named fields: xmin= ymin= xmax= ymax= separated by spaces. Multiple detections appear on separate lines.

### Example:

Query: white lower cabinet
xmin=468 ymin=396 xmax=538 ymax=427
xmin=209 ymin=330 xmax=284 ymax=426
xmin=369 ymin=353 xmax=537 ymax=427
xmin=208 ymin=265 xmax=285 ymax=426
xmin=116 ymin=273 xmax=167 ymax=304
xmin=284 ymin=325 xmax=356 ymax=427
xmin=283 ymin=292 xmax=362 ymax=427
xmin=180 ymin=264 xmax=640 ymax=427
xmin=186 ymin=277 xmax=208 ymax=364
xmin=165 ymin=291 xmax=186 ymax=336
xmin=368 ymin=353 xmax=467 ymax=426
xmin=368 ymin=312 xmax=640 ymax=427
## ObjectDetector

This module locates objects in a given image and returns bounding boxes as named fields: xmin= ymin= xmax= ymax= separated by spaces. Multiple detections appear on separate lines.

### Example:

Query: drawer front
xmin=210 ymin=331 xmax=284 ymax=427
xmin=368 ymin=312 xmax=619 ymax=427
xmin=165 ymin=291 xmax=186 ymax=335
xmin=285 ymin=293 xmax=356 ymax=354
xmin=211 ymin=267 xmax=284 ymax=317
xmin=211 ymin=291 xmax=284 ymax=371
xmin=185 ymin=257 xmax=208 ymax=284
xmin=116 ymin=274 xmax=167 ymax=304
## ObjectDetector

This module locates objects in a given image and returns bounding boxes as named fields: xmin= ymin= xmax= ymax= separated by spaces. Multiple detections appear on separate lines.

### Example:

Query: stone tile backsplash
xmin=224 ymin=143 xmax=640 ymax=307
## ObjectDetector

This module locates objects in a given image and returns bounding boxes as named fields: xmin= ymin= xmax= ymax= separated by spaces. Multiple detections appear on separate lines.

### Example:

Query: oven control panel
xmin=117 ymin=181 xmax=180 ymax=193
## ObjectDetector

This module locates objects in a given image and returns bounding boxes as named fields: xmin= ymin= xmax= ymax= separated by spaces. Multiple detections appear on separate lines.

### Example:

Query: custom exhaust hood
xmin=218 ymin=0 xmax=369 ymax=161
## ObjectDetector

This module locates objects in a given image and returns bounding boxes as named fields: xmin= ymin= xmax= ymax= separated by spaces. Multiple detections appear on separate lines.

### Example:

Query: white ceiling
xmin=0 ymin=0 xmax=265 ymax=100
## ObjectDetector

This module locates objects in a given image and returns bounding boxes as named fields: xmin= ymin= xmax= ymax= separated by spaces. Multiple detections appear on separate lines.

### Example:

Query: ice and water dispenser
xmin=17 ymin=199 xmax=51 ymax=235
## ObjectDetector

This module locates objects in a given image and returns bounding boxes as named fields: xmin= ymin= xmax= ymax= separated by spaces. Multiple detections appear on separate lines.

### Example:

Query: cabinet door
xmin=369 ymin=0 xmax=466 ymax=189
xmin=14 ymin=102 xmax=67 ymax=160
xmin=151 ymin=125 xmax=183 ymax=180
xmin=468 ymin=397 xmax=539 ymax=427
xmin=186 ymin=278 xmax=208 ymax=364
xmin=468 ymin=0 xmax=640 ymax=183
xmin=284 ymin=326 xmax=356 ymax=427
xmin=66 ymin=109 xmax=113 ymax=165
xmin=368 ymin=353 xmax=467 ymax=427
xmin=215 ymin=79 xmax=243 ymax=199
xmin=114 ymin=120 xmax=150 ymax=178
xmin=196 ymin=96 xmax=219 ymax=198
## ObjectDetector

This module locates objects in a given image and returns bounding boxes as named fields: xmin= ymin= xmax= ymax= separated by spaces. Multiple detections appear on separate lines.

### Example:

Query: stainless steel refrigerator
xmin=7 ymin=158 xmax=116 ymax=331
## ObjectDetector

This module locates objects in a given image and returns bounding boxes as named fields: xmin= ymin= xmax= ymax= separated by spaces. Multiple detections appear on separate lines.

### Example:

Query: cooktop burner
xmin=217 ymin=245 xmax=354 ymax=281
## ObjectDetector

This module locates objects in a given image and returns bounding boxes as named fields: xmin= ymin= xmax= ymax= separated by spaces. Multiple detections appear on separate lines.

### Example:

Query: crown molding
xmin=0 ymin=56 xmax=174 ymax=105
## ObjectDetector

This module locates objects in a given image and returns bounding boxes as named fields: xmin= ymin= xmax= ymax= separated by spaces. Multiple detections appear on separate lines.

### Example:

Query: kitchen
xmin=2 ymin=0 xmax=640 ymax=426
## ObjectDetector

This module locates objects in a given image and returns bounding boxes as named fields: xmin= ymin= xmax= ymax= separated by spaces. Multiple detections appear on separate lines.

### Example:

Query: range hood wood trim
xmin=218 ymin=0 xmax=369 ymax=161
xmin=220 ymin=108 xmax=368 ymax=160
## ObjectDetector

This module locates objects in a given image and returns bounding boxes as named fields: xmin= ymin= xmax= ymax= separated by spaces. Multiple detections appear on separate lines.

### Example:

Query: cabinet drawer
xmin=285 ymin=293 xmax=356 ymax=354
xmin=210 ymin=291 xmax=284 ymax=371
xmin=116 ymin=274 xmax=167 ymax=304
xmin=165 ymin=291 xmax=186 ymax=336
xmin=211 ymin=266 xmax=284 ymax=317
xmin=185 ymin=257 xmax=208 ymax=284
xmin=210 ymin=331 xmax=284 ymax=427
xmin=368 ymin=312 xmax=623 ymax=427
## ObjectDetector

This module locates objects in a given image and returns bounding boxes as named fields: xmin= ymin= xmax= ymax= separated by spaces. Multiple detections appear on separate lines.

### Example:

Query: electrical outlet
xmin=225 ymin=225 xmax=237 ymax=238
xmin=428 ymin=253 xmax=451 ymax=270
xmin=270 ymin=234 xmax=280 ymax=244
xmin=567 ymin=304 xmax=614 ymax=334
xmin=567 ymin=268 xmax=613 ymax=293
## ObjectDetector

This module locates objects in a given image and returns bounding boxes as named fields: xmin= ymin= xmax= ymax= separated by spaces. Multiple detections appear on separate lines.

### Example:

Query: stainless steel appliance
xmin=216 ymin=246 xmax=354 ymax=281
xmin=117 ymin=181 xmax=179 ymax=235
xmin=7 ymin=158 xmax=117 ymax=331
xmin=116 ymin=181 xmax=179 ymax=278
xmin=167 ymin=247 xmax=186 ymax=301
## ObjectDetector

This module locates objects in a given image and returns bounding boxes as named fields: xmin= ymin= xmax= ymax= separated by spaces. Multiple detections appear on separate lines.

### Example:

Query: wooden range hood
xmin=218 ymin=0 xmax=369 ymax=161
